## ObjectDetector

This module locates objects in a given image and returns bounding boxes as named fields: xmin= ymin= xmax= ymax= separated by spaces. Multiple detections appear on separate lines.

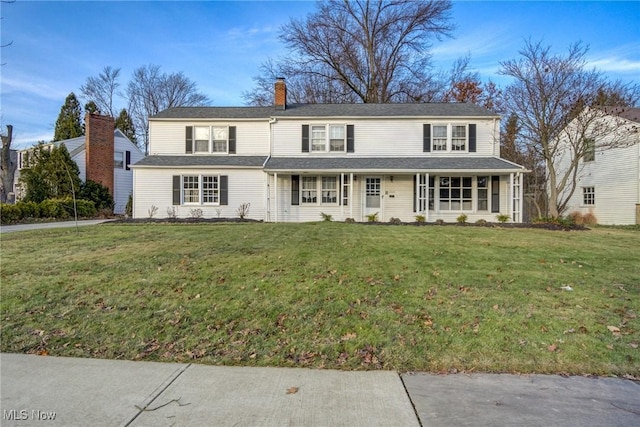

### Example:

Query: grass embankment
xmin=1 ymin=223 xmax=638 ymax=375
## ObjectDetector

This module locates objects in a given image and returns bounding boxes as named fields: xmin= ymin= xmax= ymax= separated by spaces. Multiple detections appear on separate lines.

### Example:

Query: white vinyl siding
xmin=271 ymin=119 xmax=497 ymax=156
xmin=148 ymin=120 xmax=270 ymax=155
xmin=133 ymin=168 xmax=266 ymax=220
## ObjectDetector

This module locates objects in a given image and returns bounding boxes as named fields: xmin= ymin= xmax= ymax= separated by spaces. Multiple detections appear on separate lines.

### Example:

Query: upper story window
xmin=114 ymin=152 xmax=124 ymax=169
xmin=311 ymin=124 xmax=346 ymax=152
xmin=186 ymin=126 xmax=236 ymax=154
xmin=424 ymin=123 xmax=476 ymax=153
xmin=303 ymin=124 xmax=354 ymax=153
xmin=583 ymin=138 xmax=595 ymax=162
xmin=194 ymin=126 xmax=228 ymax=153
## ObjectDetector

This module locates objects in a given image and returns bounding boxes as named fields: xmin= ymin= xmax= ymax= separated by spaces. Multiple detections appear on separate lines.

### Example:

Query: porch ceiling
xmin=264 ymin=156 xmax=526 ymax=174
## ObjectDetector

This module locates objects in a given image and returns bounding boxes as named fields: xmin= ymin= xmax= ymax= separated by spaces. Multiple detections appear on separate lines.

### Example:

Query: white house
xmin=15 ymin=113 xmax=144 ymax=214
xmin=555 ymin=107 xmax=640 ymax=225
xmin=132 ymin=79 xmax=526 ymax=222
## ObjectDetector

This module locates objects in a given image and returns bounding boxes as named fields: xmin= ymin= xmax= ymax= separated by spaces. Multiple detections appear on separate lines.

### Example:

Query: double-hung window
xmin=193 ymin=126 xmax=229 ymax=153
xmin=114 ymin=152 xmax=124 ymax=169
xmin=183 ymin=176 xmax=200 ymax=203
xmin=583 ymin=138 xmax=595 ymax=162
xmin=329 ymin=125 xmax=345 ymax=151
xmin=211 ymin=127 xmax=228 ymax=153
xmin=430 ymin=124 xmax=470 ymax=152
xmin=452 ymin=125 xmax=467 ymax=151
xmin=296 ymin=176 xmax=340 ymax=205
xmin=194 ymin=126 xmax=210 ymax=153
xmin=311 ymin=126 xmax=326 ymax=152
xmin=182 ymin=175 xmax=220 ymax=204
xmin=311 ymin=124 xmax=346 ymax=152
xmin=202 ymin=176 xmax=219 ymax=203
xmin=432 ymin=125 xmax=448 ymax=151
xmin=322 ymin=177 xmax=338 ymax=203
xmin=301 ymin=177 xmax=317 ymax=204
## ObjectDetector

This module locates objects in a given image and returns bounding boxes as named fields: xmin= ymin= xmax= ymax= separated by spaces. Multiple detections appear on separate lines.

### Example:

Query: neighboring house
xmin=556 ymin=107 xmax=640 ymax=225
xmin=132 ymin=79 xmax=526 ymax=222
xmin=15 ymin=114 xmax=144 ymax=214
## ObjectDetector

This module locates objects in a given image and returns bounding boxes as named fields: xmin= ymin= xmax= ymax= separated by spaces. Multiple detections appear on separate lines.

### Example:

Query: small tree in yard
xmin=19 ymin=143 xmax=82 ymax=203
xmin=500 ymin=40 xmax=639 ymax=217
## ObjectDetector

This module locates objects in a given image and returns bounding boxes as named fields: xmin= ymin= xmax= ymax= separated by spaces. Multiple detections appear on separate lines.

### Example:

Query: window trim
xmin=583 ymin=138 xmax=595 ymax=162
xmin=114 ymin=151 xmax=125 ymax=169
xmin=190 ymin=125 xmax=230 ymax=155
xmin=430 ymin=123 xmax=470 ymax=153
xmin=297 ymin=175 xmax=341 ymax=205
xmin=181 ymin=174 xmax=221 ymax=205
xmin=308 ymin=124 xmax=347 ymax=153
xmin=582 ymin=186 xmax=595 ymax=206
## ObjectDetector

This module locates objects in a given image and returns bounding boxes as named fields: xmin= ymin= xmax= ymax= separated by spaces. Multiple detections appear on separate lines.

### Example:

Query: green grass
xmin=1 ymin=222 xmax=638 ymax=375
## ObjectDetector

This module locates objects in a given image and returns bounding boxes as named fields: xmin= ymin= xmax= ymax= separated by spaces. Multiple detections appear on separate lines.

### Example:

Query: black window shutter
xmin=172 ymin=176 xmax=181 ymax=205
xmin=125 ymin=151 xmax=131 ymax=170
xmin=423 ymin=124 xmax=431 ymax=152
xmin=413 ymin=175 xmax=417 ymax=212
xmin=491 ymin=175 xmax=500 ymax=213
xmin=228 ymin=126 xmax=236 ymax=154
xmin=291 ymin=175 xmax=300 ymax=205
xmin=220 ymin=175 xmax=228 ymax=205
xmin=468 ymin=124 xmax=476 ymax=152
xmin=347 ymin=125 xmax=355 ymax=153
xmin=302 ymin=125 xmax=309 ymax=153
xmin=185 ymin=126 xmax=193 ymax=154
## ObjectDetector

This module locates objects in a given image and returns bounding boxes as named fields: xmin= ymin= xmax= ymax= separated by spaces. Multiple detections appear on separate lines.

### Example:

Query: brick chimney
xmin=274 ymin=77 xmax=286 ymax=110
xmin=85 ymin=113 xmax=115 ymax=196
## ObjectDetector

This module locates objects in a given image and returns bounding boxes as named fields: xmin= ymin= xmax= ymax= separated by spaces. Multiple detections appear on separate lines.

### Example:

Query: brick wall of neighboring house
xmin=85 ymin=113 xmax=115 ymax=196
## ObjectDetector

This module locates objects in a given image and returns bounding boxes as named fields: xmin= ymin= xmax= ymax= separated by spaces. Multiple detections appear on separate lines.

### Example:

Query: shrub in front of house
xmin=0 ymin=204 xmax=22 ymax=224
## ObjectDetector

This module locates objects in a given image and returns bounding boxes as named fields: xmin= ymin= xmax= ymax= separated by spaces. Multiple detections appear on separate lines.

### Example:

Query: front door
xmin=364 ymin=177 xmax=381 ymax=220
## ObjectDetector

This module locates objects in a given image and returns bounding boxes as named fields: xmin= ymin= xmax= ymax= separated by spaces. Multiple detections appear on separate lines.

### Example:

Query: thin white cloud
xmin=587 ymin=57 xmax=640 ymax=74
xmin=2 ymin=75 xmax=69 ymax=102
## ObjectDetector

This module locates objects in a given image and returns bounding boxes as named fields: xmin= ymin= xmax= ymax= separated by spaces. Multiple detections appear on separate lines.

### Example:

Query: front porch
xmin=264 ymin=171 xmax=524 ymax=223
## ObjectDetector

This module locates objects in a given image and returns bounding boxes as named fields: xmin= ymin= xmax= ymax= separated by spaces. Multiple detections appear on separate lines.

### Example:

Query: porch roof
xmin=132 ymin=155 xmax=268 ymax=168
xmin=264 ymin=156 xmax=526 ymax=173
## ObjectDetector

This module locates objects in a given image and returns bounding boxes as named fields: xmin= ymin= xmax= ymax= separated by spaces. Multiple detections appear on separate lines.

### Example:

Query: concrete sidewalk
xmin=0 ymin=219 xmax=114 ymax=234
xmin=1 ymin=353 xmax=639 ymax=427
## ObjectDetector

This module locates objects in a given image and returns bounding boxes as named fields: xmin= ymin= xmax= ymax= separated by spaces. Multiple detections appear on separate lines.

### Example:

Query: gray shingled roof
xmin=264 ymin=157 xmax=524 ymax=172
xmin=133 ymin=155 xmax=268 ymax=168
xmin=151 ymin=103 xmax=497 ymax=120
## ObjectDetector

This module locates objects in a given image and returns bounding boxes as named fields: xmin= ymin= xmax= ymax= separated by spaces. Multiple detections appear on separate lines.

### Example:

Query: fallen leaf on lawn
xmin=547 ymin=344 xmax=557 ymax=352
xmin=630 ymin=343 xmax=638 ymax=349
xmin=286 ymin=387 xmax=299 ymax=394
xmin=606 ymin=345 xmax=614 ymax=350
xmin=341 ymin=332 xmax=357 ymax=341
xmin=607 ymin=326 xmax=621 ymax=335
xmin=492 ymin=304 xmax=499 ymax=310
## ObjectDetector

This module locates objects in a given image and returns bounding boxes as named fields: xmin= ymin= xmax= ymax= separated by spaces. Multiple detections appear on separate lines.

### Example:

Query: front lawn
xmin=1 ymin=222 xmax=638 ymax=375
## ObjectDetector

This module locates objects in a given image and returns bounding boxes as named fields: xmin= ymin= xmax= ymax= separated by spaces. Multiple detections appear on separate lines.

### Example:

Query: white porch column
xmin=274 ymin=172 xmax=278 ymax=223
xmin=509 ymin=173 xmax=514 ymax=221
xmin=518 ymin=172 xmax=524 ymax=223
xmin=425 ymin=172 xmax=430 ymax=221
xmin=415 ymin=173 xmax=420 ymax=216
xmin=349 ymin=173 xmax=354 ymax=219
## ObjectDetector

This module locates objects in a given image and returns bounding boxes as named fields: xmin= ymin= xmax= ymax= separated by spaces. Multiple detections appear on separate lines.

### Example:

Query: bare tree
xmin=127 ymin=65 xmax=210 ymax=154
xmin=80 ymin=66 xmax=121 ymax=117
xmin=1 ymin=125 xmax=17 ymax=203
xmin=500 ymin=39 xmax=639 ymax=217
xmin=245 ymin=0 xmax=454 ymax=105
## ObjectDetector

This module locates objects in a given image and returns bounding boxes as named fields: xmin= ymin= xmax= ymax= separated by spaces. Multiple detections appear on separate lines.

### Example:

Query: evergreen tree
xmin=20 ymin=143 xmax=82 ymax=203
xmin=114 ymin=108 xmax=137 ymax=144
xmin=53 ymin=93 xmax=83 ymax=142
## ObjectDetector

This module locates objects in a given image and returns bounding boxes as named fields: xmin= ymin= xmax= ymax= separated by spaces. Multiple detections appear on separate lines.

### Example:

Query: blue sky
xmin=1 ymin=0 xmax=638 ymax=149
